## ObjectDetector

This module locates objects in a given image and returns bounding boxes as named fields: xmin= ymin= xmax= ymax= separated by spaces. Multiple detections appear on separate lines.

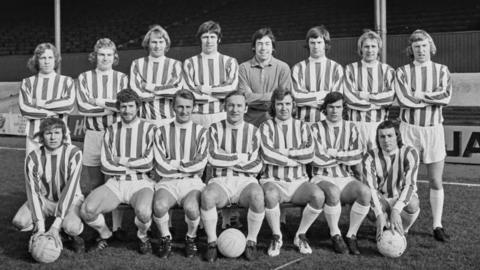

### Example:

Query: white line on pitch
xmin=417 ymin=180 xmax=480 ymax=187
xmin=0 ymin=146 xmax=25 ymax=151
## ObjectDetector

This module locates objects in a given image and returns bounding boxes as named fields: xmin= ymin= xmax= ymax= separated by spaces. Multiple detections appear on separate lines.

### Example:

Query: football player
xmin=201 ymin=91 xmax=264 ymax=262
xmin=12 ymin=118 xmax=85 ymax=253
xmin=260 ymin=88 xmax=325 ymax=256
xmin=292 ymin=25 xmax=344 ymax=123
xmin=19 ymin=43 xmax=75 ymax=154
xmin=363 ymin=120 xmax=420 ymax=240
xmin=310 ymin=92 xmax=371 ymax=255
xmin=395 ymin=30 xmax=452 ymax=241
xmin=80 ymin=89 xmax=156 ymax=254
xmin=344 ymin=30 xmax=395 ymax=151
xmin=239 ymin=27 xmax=292 ymax=127
xmin=152 ymin=90 xmax=209 ymax=259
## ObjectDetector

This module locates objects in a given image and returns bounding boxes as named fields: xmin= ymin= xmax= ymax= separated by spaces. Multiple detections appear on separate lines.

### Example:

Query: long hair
xmin=33 ymin=118 xmax=68 ymax=145
xmin=406 ymin=29 xmax=436 ymax=60
xmin=88 ymin=38 xmax=119 ymax=66
xmin=321 ymin=92 xmax=348 ymax=120
xmin=196 ymin=20 xmax=222 ymax=44
xmin=251 ymin=27 xmax=276 ymax=52
xmin=305 ymin=25 xmax=331 ymax=53
xmin=142 ymin=24 xmax=171 ymax=52
xmin=27 ymin=43 xmax=61 ymax=73
xmin=375 ymin=120 xmax=403 ymax=150
xmin=268 ymin=88 xmax=296 ymax=118
xmin=357 ymin=29 xmax=382 ymax=58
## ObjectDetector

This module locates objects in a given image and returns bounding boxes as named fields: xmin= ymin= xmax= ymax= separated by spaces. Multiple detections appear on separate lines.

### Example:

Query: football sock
xmin=201 ymin=207 xmax=218 ymax=243
xmin=265 ymin=204 xmax=282 ymax=240
xmin=296 ymin=204 xmax=322 ymax=237
xmin=430 ymin=189 xmax=444 ymax=228
xmin=153 ymin=213 xmax=171 ymax=238
xmin=87 ymin=214 xmax=112 ymax=239
xmin=135 ymin=217 xmax=151 ymax=241
xmin=402 ymin=209 xmax=420 ymax=233
xmin=185 ymin=216 xmax=200 ymax=238
xmin=324 ymin=203 xmax=342 ymax=236
xmin=112 ymin=209 xmax=124 ymax=231
xmin=246 ymin=209 xmax=265 ymax=242
xmin=346 ymin=202 xmax=370 ymax=238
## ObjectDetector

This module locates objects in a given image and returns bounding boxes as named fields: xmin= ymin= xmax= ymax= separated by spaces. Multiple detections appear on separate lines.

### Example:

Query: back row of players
xmin=14 ymin=21 xmax=451 ymax=262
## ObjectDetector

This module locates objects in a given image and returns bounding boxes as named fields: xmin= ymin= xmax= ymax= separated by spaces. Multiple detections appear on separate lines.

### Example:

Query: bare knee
xmin=153 ymin=199 xmax=170 ymax=217
xmin=135 ymin=206 xmax=152 ymax=223
xmin=80 ymin=202 xmax=99 ymax=222
xmin=321 ymin=185 xmax=340 ymax=205
xmin=357 ymin=185 xmax=371 ymax=205
xmin=263 ymin=184 xmax=280 ymax=208
xmin=183 ymin=202 xmax=200 ymax=219
xmin=403 ymin=196 xmax=420 ymax=214
xmin=201 ymin=188 xmax=217 ymax=210
xmin=62 ymin=218 xmax=84 ymax=236
xmin=248 ymin=186 xmax=265 ymax=211
xmin=309 ymin=188 xmax=325 ymax=209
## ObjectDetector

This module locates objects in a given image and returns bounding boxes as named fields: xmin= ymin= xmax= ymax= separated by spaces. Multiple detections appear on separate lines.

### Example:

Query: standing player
xmin=152 ymin=90 xmax=208 ymax=259
xmin=12 ymin=118 xmax=84 ymax=253
xmin=77 ymin=38 xmax=129 ymax=239
xmin=201 ymin=91 xmax=264 ymax=262
xmin=310 ymin=92 xmax=370 ymax=255
xmin=260 ymin=88 xmax=325 ymax=256
xmin=395 ymin=30 xmax=452 ymax=242
xmin=130 ymin=25 xmax=183 ymax=126
xmin=183 ymin=20 xmax=239 ymax=128
xmin=239 ymin=27 xmax=292 ymax=127
xmin=363 ymin=120 xmax=420 ymax=240
xmin=344 ymin=30 xmax=395 ymax=150
xmin=80 ymin=89 xmax=156 ymax=254
xmin=292 ymin=25 xmax=344 ymax=123
xmin=18 ymin=43 xmax=75 ymax=154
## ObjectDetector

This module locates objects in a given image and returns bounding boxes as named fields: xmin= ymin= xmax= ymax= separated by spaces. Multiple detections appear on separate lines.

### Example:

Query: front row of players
xmin=13 ymin=88 xmax=421 ymax=261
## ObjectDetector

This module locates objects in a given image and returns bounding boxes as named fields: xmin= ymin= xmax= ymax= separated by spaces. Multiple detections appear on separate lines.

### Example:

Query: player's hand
xmin=169 ymin=160 xmax=181 ymax=169
xmin=278 ymin=148 xmax=290 ymax=156
xmin=237 ymin=153 xmax=249 ymax=164
xmin=390 ymin=209 xmax=404 ymax=235
xmin=359 ymin=91 xmax=370 ymax=101
xmin=87 ymin=97 xmax=97 ymax=106
xmin=199 ymin=85 xmax=212 ymax=95
xmin=46 ymin=227 xmax=63 ymax=249
xmin=413 ymin=90 xmax=425 ymax=100
xmin=112 ymin=156 xmax=121 ymax=164
xmin=376 ymin=212 xmax=387 ymax=241
xmin=29 ymin=231 xmax=44 ymax=252
xmin=326 ymin=148 xmax=338 ymax=157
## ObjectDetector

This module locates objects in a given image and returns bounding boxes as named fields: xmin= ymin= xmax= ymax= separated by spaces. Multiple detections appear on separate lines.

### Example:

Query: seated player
xmin=260 ymin=88 xmax=325 ymax=256
xmin=201 ymin=91 xmax=264 ymax=262
xmin=363 ymin=120 xmax=420 ymax=240
xmin=80 ymin=89 xmax=156 ymax=254
xmin=12 ymin=118 xmax=85 ymax=253
xmin=310 ymin=92 xmax=370 ymax=255
xmin=152 ymin=90 xmax=209 ymax=259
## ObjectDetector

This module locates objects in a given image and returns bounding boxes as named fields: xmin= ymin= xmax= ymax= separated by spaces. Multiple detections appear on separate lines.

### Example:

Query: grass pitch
xmin=0 ymin=136 xmax=479 ymax=270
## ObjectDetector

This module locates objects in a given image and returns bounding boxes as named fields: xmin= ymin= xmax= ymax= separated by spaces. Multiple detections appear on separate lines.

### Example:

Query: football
xmin=217 ymin=228 xmax=246 ymax=258
xmin=377 ymin=230 xmax=407 ymax=258
xmin=29 ymin=233 xmax=62 ymax=263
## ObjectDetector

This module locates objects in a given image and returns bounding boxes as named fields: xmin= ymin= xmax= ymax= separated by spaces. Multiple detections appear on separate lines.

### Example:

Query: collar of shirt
xmin=413 ymin=60 xmax=432 ymax=67
xmin=43 ymin=144 xmax=64 ymax=155
xmin=200 ymin=52 xmax=219 ymax=60
xmin=38 ymin=72 xmax=57 ymax=79
xmin=122 ymin=117 xmax=140 ymax=128
xmin=250 ymin=56 xmax=274 ymax=68
xmin=361 ymin=59 xmax=379 ymax=68
xmin=226 ymin=120 xmax=244 ymax=129
xmin=174 ymin=120 xmax=192 ymax=128
xmin=382 ymin=147 xmax=399 ymax=157
xmin=325 ymin=119 xmax=343 ymax=128
xmin=308 ymin=56 xmax=327 ymax=63
xmin=95 ymin=68 xmax=113 ymax=76
xmin=148 ymin=55 xmax=166 ymax=62
xmin=274 ymin=117 xmax=292 ymax=126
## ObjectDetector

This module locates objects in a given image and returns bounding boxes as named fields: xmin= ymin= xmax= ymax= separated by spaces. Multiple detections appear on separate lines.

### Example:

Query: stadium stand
xmin=0 ymin=0 xmax=478 ymax=55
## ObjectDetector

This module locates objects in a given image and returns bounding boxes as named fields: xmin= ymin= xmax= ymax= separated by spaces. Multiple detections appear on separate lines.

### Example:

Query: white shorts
xmin=105 ymin=178 xmax=155 ymax=204
xmin=353 ymin=121 xmax=380 ymax=151
xmin=209 ymin=176 xmax=258 ymax=205
xmin=260 ymin=177 xmax=308 ymax=202
xmin=191 ymin=112 xmax=226 ymax=128
xmin=155 ymin=177 xmax=205 ymax=205
xmin=311 ymin=175 xmax=356 ymax=192
xmin=400 ymin=122 xmax=446 ymax=163
xmin=144 ymin=118 xmax=174 ymax=127
xmin=18 ymin=194 xmax=84 ymax=219
xmin=83 ymin=130 xmax=104 ymax=166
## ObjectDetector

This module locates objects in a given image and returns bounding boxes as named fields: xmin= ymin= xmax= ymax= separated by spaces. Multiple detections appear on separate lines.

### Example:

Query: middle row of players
xmin=81 ymin=87 xmax=419 ymax=262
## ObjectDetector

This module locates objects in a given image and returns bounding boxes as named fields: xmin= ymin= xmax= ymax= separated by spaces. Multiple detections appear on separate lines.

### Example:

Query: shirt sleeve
xmin=24 ymin=153 xmax=46 ymax=231
xmin=393 ymin=147 xmax=419 ymax=212
xmin=18 ymin=78 xmax=56 ymax=119
xmin=41 ymin=77 xmax=75 ymax=114
xmin=423 ymin=65 xmax=452 ymax=106
xmin=395 ymin=66 xmax=427 ymax=108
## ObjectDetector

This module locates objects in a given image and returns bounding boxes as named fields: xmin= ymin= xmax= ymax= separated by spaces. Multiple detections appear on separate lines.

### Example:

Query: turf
xmin=0 ymin=136 xmax=479 ymax=270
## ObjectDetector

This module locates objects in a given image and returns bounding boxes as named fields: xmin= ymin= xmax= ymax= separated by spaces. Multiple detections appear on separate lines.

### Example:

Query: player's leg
xmin=182 ymin=189 xmax=202 ymax=257
xmin=427 ymin=160 xmax=449 ymax=241
xmin=80 ymin=184 xmax=121 ymax=251
xmin=317 ymin=180 xmax=347 ymax=254
xmin=61 ymin=197 xmax=85 ymax=252
xmin=130 ymin=187 xmax=154 ymax=254
xmin=152 ymin=188 xmax=177 ymax=258
xmin=401 ymin=194 xmax=420 ymax=234
xmin=263 ymin=181 xmax=285 ymax=257
xmin=290 ymin=182 xmax=324 ymax=254
xmin=340 ymin=180 xmax=371 ymax=255
xmin=238 ymin=182 xmax=265 ymax=260
xmin=12 ymin=202 xmax=35 ymax=232
xmin=201 ymin=182 xmax=229 ymax=262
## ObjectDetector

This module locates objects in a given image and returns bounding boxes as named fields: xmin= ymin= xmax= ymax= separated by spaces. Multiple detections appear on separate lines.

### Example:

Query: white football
xmin=377 ymin=230 xmax=407 ymax=258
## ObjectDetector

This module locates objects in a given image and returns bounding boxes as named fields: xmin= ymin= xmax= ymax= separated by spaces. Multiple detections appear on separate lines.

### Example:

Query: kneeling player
xmin=152 ymin=90 xmax=208 ymax=259
xmin=363 ymin=120 xmax=420 ymax=240
xmin=201 ymin=91 xmax=264 ymax=262
xmin=12 ymin=118 xmax=85 ymax=253
xmin=310 ymin=92 xmax=371 ymax=255
xmin=260 ymin=89 xmax=325 ymax=256
xmin=81 ymin=89 xmax=156 ymax=254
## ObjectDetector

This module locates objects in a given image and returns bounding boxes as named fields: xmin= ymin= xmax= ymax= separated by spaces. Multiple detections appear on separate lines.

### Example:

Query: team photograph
xmin=0 ymin=0 xmax=479 ymax=269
